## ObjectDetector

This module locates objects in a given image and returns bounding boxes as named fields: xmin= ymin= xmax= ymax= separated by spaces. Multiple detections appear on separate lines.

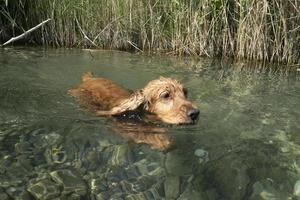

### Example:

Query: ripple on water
xmin=0 ymin=48 xmax=299 ymax=199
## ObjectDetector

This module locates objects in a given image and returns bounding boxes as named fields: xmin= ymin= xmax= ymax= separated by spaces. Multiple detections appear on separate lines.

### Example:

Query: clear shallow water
xmin=0 ymin=47 xmax=299 ymax=200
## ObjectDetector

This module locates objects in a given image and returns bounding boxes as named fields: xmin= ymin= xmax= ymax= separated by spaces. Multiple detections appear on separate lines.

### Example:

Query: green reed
xmin=1 ymin=0 xmax=300 ymax=65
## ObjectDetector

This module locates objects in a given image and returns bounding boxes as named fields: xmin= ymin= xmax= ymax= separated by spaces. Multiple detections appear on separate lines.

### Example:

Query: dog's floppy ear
xmin=96 ymin=90 xmax=145 ymax=116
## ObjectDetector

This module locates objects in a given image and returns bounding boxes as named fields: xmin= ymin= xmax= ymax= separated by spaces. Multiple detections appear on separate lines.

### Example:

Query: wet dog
xmin=69 ymin=72 xmax=199 ymax=150
xmin=69 ymin=72 xmax=199 ymax=124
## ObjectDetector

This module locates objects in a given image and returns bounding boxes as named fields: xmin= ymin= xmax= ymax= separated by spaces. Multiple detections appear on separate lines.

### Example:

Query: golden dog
xmin=69 ymin=72 xmax=199 ymax=124
xmin=69 ymin=72 xmax=199 ymax=150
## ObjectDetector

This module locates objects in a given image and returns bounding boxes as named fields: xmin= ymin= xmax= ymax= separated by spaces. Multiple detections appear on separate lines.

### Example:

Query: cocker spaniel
xmin=69 ymin=72 xmax=199 ymax=124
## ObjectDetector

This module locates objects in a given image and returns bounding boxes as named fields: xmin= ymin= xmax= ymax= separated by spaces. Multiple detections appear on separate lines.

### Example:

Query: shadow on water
xmin=0 ymin=47 xmax=299 ymax=199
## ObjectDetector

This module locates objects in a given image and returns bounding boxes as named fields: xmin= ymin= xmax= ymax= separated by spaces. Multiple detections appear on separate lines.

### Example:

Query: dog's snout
xmin=187 ymin=108 xmax=200 ymax=121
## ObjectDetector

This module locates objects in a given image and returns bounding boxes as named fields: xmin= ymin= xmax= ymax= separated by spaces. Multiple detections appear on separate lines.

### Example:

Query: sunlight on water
xmin=0 ymin=47 xmax=299 ymax=199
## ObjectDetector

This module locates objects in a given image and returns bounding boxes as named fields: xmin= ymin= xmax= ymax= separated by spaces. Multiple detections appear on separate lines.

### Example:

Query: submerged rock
xmin=13 ymin=190 xmax=32 ymax=200
xmin=44 ymin=146 xmax=67 ymax=165
xmin=6 ymin=186 xmax=30 ymax=199
xmin=84 ymin=150 xmax=101 ymax=170
xmin=192 ymin=139 xmax=297 ymax=200
xmin=0 ymin=187 xmax=9 ymax=199
xmin=42 ymin=132 xmax=63 ymax=146
xmin=14 ymin=141 xmax=31 ymax=154
xmin=0 ymin=193 xmax=9 ymax=200
xmin=177 ymin=184 xmax=203 ymax=200
xmin=94 ymin=192 xmax=110 ymax=200
xmin=50 ymin=169 xmax=87 ymax=196
xmin=249 ymin=179 xmax=290 ymax=200
xmin=27 ymin=179 xmax=60 ymax=200
xmin=294 ymin=180 xmax=300 ymax=197
xmin=124 ymin=184 xmax=163 ymax=200
xmin=194 ymin=148 xmax=209 ymax=163
xmin=98 ymin=139 xmax=112 ymax=151
xmin=108 ymin=144 xmax=134 ymax=166
xmin=66 ymin=193 xmax=82 ymax=200
xmin=90 ymin=178 xmax=108 ymax=195
xmin=165 ymin=149 xmax=193 ymax=175
xmin=127 ymin=159 xmax=162 ymax=177
xmin=164 ymin=175 xmax=180 ymax=199
xmin=88 ymin=152 xmax=166 ymax=199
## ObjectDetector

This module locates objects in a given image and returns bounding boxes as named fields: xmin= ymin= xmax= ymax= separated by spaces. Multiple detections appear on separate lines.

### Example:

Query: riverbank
xmin=1 ymin=0 xmax=300 ymax=65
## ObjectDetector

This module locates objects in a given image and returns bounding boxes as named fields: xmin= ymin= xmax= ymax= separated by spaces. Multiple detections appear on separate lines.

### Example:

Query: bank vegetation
xmin=1 ymin=0 xmax=300 ymax=65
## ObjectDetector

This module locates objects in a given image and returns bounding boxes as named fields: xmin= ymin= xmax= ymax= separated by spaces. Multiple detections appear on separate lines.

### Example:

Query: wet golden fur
xmin=69 ymin=72 xmax=199 ymax=124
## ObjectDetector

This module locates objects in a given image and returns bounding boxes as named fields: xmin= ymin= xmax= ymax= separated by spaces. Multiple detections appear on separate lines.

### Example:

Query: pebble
xmin=194 ymin=149 xmax=207 ymax=158
xmin=27 ymin=179 xmax=61 ymax=200
xmin=50 ymin=169 xmax=87 ymax=196
xmin=194 ymin=148 xmax=209 ymax=163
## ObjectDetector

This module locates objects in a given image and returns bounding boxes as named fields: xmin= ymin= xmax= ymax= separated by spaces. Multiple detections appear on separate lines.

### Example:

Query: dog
xmin=69 ymin=72 xmax=200 ymax=124
xmin=69 ymin=72 xmax=199 ymax=125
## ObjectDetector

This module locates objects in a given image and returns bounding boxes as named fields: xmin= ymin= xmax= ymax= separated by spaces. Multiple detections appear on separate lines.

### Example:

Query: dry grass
xmin=1 ymin=0 xmax=300 ymax=64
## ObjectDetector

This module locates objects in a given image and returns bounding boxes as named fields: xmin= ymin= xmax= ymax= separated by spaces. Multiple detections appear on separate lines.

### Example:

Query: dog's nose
xmin=187 ymin=108 xmax=200 ymax=121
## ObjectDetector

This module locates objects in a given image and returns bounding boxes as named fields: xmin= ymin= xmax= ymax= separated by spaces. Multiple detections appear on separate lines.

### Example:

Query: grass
xmin=0 ymin=0 xmax=300 ymax=65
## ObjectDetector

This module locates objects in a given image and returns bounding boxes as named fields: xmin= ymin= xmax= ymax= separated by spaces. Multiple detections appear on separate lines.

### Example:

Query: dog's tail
xmin=82 ymin=72 xmax=93 ymax=82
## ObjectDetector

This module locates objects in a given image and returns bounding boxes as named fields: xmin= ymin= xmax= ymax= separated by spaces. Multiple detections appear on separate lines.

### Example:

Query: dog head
xmin=98 ymin=77 xmax=199 ymax=124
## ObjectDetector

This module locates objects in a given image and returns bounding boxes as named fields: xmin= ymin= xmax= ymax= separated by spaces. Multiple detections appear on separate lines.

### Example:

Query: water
xmin=0 ymin=47 xmax=299 ymax=199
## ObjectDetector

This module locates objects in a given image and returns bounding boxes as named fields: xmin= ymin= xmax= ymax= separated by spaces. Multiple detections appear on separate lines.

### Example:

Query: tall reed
xmin=1 ymin=0 xmax=299 ymax=64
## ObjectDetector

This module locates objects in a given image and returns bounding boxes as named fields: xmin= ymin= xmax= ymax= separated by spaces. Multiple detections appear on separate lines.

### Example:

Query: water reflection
xmin=110 ymin=117 xmax=174 ymax=151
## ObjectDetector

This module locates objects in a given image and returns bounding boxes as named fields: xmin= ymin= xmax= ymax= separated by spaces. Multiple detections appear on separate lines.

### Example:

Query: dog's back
xmin=69 ymin=72 xmax=131 ymax=111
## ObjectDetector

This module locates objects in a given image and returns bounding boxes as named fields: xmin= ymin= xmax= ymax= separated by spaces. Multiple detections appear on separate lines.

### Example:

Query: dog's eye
xmin=161 ymin=92 xmax=171 ymax=99
xmin=183 ymin=88 xmax=188 ymax=97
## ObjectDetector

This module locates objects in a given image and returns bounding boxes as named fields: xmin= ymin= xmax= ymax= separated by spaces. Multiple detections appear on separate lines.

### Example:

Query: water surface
xmin=0 ymin=47 xmax=299 ymax=199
